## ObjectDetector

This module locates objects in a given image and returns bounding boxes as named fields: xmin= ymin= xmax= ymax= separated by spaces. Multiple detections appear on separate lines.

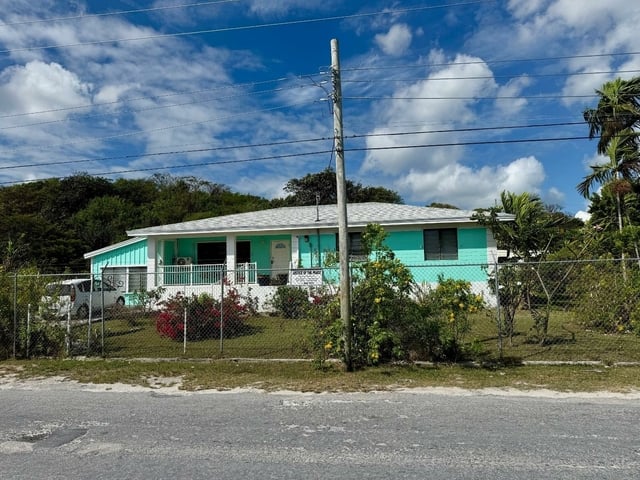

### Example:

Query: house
xmin=83 ymin=202 xmax=513 ymax=308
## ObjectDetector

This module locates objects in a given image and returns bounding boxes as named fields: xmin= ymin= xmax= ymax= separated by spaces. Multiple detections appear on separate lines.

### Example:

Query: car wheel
xmin=116 ymin=297 xmax=125 ymax=306
xmin=76 ymin=305 xmax=89 ymax=318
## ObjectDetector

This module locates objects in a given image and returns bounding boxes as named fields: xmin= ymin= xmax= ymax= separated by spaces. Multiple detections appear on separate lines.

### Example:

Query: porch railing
xmin=157 ymin=262 xmax=257 ymax=286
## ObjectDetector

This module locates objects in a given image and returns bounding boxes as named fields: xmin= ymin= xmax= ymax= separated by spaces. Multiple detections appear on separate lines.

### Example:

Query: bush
xmin=20 ymin=320 xmax=66 ymax=358
xmin=156 ymin=287 xmax=248 ymax=341
xmin=269 ymin=285 xmax=309 ymax=319
xmin=571 ymin=263 xmax=640 ymax=333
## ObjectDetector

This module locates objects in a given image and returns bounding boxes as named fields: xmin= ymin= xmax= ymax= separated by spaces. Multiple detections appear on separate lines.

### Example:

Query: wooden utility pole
xmin=331 ymin=38 xmax=353 ymax=371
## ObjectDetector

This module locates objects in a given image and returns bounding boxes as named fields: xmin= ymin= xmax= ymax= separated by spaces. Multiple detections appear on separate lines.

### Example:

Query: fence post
xmin=66 ymin=309 xmax=71 ymax=356
xmin=183 ymin=306 xmax=187 ymax=355
xmin=494 ymin=260 xmax=503 ymax=360
xmin=12 ymin=273 xmax=17 ymax=358
xmin=26 ymin=304 xmax=31 ymax=358
xmin=219 ymin=273 xmax=224 ymax=354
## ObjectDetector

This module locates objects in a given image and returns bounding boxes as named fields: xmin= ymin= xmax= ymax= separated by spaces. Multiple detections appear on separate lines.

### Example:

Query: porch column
xmin=292 ymin=235 xmax=300 ymax=268
xmin=226 ymin=235 xmax=236 ymax=283
xmin=147 ymin=237 xmax=157 ymax=289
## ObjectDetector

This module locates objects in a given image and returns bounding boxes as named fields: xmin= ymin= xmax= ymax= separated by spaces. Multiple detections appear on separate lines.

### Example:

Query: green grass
xmin=66 ymin=308 xmax=640 ymax=364
xmin=1 ymin=359 xmax=639 ymax=394
xmin=467 ymin=310 xmax=640 ymax=363
xmin=77 ymin=314 xmax=314 ymax=359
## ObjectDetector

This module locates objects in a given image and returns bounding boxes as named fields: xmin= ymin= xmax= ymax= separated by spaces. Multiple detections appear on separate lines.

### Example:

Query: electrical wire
xmin=342 ymin=51 xmax=640 ymax=72
xmin=0 ymin=1 xmax=241 ymax=28
xmin=0 ymin=119 xmax=588 ymax=170
xmin=0 ymin=132 xmax=598 ymax=186
xmin=342 ymin=69 xmax=640 ymax=84
xmin=0 ymin=1 xmax=495 ymax=54
xmin=0 ymin=82 xmax=327 ymax=132
xmin=0 ymin=100 xmax=325 ymax=154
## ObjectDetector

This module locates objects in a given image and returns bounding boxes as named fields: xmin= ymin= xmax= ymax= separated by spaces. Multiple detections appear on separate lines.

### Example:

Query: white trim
xmin=84 ymin=237 xmax=146 ymax=259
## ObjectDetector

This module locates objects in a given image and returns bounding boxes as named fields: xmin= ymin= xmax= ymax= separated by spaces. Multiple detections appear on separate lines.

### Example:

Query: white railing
xmin=158 ymin=263 xmax=257 ymax=286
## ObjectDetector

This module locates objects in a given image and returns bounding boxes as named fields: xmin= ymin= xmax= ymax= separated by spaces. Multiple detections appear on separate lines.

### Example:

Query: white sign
xmin=290 ymin=269 xmax=323 ymax=286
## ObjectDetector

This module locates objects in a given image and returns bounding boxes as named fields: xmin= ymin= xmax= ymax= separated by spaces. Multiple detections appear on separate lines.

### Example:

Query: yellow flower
xmin=374 ymin=297 xmax=381 ymax=304
xmin=370 ymin=351 xmax=379 ymax=359
xmin=324 ymin=342 xmax=333 ymax=350
xmin=458 ymin=302 xmax=465 ymax=309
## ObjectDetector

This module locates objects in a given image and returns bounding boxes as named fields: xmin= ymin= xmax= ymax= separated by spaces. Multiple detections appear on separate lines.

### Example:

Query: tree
xmin=473 ymin=191 xmax=579 ymax=344
xmin=583 ymin=76 xmax=640 ymax=155
xmin=578 ymin=130 xmax=640 ymax=259
xmin=275 ymin=168 xmax=402 ymax=206
xmin=582 ymin=77 xmax=640 ymax=263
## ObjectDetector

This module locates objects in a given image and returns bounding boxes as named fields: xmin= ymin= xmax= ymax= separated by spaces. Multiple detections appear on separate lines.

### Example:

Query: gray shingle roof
xmin=127 ymin=202 xmax=511 ymax=236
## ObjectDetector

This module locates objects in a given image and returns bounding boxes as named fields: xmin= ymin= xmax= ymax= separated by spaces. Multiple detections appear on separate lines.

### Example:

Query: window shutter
xmin=424 ymin=230 xmax=440 ymax=260
xmin=440 ymin=229 xmax=458 ymax=260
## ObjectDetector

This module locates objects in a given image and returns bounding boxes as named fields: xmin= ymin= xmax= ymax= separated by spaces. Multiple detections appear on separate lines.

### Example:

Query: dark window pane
xmin=424 ymin=228 xmax=458 ymax=260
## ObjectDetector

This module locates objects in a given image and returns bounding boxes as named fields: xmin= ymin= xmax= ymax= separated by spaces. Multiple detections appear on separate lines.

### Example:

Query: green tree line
xmin=0 ymin=169 xmax=401 ymax=272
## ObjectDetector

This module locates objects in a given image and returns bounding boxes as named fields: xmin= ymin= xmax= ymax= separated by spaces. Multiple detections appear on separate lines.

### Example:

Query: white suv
xmin=41 ymin=278 xmax=125 ymax=318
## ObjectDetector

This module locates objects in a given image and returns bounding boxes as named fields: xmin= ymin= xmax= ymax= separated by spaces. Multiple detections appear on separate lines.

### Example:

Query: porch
xmin=157 ymin=262 xmax=259 ymax=286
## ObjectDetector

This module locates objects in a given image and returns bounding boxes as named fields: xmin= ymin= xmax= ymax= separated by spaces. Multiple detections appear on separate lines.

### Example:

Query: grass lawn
xmin=1 ymin=359 xmax=639 ymax=394
xmin=78 ymin=314 xmax=314 ymax=359
xmin=468 ymin=310 xmax=640 ymax=363
xmin=67 ymin=307 xmax=640 ymax=364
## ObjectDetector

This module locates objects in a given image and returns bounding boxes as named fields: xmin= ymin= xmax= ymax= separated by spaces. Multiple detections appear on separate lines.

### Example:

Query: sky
xmin=0 ymin=0 xmax=638 ymax=219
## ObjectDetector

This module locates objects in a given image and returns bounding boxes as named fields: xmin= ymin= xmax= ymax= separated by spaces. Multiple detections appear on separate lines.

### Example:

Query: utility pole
xmin=331 ymin=38 xmax=353 ymax=371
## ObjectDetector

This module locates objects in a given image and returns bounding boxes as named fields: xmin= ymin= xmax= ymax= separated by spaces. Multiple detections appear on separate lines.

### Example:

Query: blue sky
xmin=0 ymin=0 xmax=637 ymax=219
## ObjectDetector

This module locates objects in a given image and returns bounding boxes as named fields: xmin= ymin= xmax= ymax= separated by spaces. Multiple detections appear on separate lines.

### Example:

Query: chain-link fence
xmin=3 ymin=259 xmax=640 ymax=363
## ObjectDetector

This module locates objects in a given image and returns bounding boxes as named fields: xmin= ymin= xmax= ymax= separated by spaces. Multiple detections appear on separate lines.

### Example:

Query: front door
xmin=270 ymin=240 xmax=291 ymax=279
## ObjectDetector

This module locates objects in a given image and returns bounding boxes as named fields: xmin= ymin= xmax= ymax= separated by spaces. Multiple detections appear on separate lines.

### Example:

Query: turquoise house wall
xmin=386 ymin=228 xmax=488 ymax=282
xmin=91 ymin=239 xmax=147 ymax=271
xmin=297 ymin=233 xmax=336 ymax=269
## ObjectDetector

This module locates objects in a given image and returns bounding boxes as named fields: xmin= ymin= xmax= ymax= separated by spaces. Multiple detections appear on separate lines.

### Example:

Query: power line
xmin=0 ymin=149 xmax=336 ymax=185
xmin=0 ymin=119 xmax=587 ymax=167
xmin=0 ymin=136 xmax=334 ymax=171
xmin=0 ymin=74 xmax=327 ymax=120
xmin=0 ymin=133 xmax=597 ymax=186
xmin=0 ymin=82 xmax=327 ymax=132
xmin=344 ymin=94 xmax=599 ymax=101
xmin=0 ymin=1 xmax=240 ymax=28
xmin=345 ymin=135 xmax=591 ymax=153
xmin=347 ymin=121 xmax=587 ymax=139
xmin=342 ymin=51 xmax=640 ymax=72
xmin=0 ymin=100 xmax=324 ymax=154
xmin=0 ymin=1 xmax=494 ymax=54
xmin=342 ymin=69 xmax=640 ymax=84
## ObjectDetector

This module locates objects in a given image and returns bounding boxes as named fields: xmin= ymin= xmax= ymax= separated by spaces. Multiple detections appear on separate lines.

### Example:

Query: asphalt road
xmin=1 ymin=381 xmax=639 ymax=479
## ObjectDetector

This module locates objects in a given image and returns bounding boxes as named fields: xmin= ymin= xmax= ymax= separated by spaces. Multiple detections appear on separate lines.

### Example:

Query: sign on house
xmin=290 ymin=268 xmax=323 ymax=286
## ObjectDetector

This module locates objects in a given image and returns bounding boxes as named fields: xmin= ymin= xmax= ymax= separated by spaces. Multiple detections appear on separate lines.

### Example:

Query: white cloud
xmin=0 ymin=61 xmax=91 ymax=121
xmin=374 ymin=24 xmax=413 ymax=56
xmin=495 ymin=75 xmax=531 ymax=116
xmin=361 ymin=53 xmax=497 ymax=175
xmin=246 ymin=0 xmax=338 ymax=16
xmin=397 ymin=156 xmax=546 ymax=210
xmin=574 ymin=210 xmax=591 ymax=222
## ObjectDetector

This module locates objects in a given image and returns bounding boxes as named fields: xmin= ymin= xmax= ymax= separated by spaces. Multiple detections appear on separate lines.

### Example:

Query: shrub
xmin=268 ymin=285 xmax=310 ymax=319
xmin=156 ymin=287 xmax=248 ymax=341
xmin=410 ymin=276 xmax=485 ymax=361
xmin=20 ymin=320 xmax=67 ymax=358
xmin=570 ymin=262 xmax=640 ymax=333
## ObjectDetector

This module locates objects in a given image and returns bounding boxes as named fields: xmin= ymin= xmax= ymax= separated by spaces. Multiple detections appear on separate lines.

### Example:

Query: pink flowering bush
xmin=156 ymin=287 xmax=248 ymax=341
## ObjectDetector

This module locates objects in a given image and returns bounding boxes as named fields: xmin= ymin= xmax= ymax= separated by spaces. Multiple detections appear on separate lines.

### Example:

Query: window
xmin=424 ymin=228 xmax=458 ymax=260
xmin=128 ymin=267 xmax=147 ymax=292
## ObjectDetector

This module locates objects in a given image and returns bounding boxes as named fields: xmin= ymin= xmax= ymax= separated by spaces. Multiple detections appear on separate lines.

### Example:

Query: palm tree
xmin=578 ymin=129 xmax=640 ymax=236
xmin=583 ymin=77 xmax=640 ymax=155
